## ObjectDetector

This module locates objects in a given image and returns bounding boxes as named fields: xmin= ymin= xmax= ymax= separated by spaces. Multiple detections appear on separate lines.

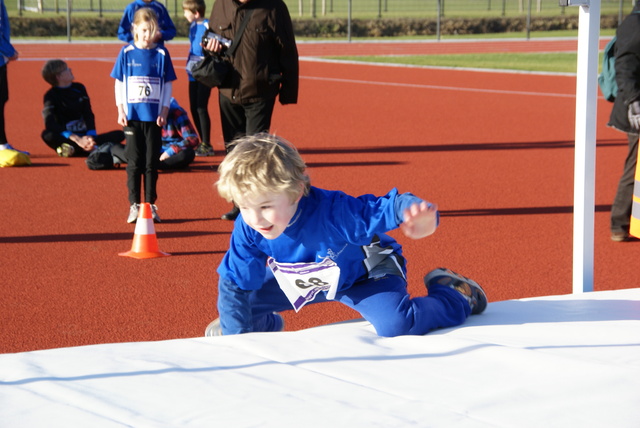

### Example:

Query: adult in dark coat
xmin=203 ymin=0 xmax=299 ymax=221
xmin=608 ymin=2 xmax=640 ymax=241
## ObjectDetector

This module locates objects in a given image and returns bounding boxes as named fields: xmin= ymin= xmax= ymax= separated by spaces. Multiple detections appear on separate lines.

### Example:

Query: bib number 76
xmin=139 ymin=84 xmax=152 ymax=97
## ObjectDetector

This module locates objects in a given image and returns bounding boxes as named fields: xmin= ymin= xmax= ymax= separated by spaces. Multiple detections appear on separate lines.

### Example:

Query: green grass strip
xmin=327 ymin=52 xmax=607 ymax=74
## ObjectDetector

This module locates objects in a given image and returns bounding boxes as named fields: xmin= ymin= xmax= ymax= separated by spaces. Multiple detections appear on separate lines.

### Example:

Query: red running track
xmin=1 ymin=40 xmax=636 ymax=353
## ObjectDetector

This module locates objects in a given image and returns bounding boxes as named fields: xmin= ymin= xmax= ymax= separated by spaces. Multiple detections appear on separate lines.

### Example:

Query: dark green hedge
xmin=10 ymin=14 xmax=621 ymax=39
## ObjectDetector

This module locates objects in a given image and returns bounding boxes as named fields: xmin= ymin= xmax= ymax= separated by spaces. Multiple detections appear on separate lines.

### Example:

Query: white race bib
xmin=127 ymin=76 xmax=161 ymax=104
xmin=267 ymin=257 xmax=340 ymax=312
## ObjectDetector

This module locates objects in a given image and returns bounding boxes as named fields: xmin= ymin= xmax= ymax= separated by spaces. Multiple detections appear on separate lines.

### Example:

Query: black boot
xmin=221 ymin=205 xmax=240 ymax=221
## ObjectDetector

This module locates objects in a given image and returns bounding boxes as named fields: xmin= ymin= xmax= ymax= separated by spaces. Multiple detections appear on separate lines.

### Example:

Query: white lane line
xmin=301 ymin=75 xmax=576 ymax=98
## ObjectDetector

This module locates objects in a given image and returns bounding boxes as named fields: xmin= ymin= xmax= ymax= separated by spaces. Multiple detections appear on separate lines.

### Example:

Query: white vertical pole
xmin=572 ymin=0 xmax=600 ymax=293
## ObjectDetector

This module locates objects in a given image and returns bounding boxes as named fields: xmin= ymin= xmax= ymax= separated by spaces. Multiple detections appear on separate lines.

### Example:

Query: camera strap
xmin=226 ymin=8 xmax=255 ymax=58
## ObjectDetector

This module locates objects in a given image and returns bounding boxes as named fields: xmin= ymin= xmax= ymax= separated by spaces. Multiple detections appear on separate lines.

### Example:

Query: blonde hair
xmin=216 ymin=133 xmax=311 ymax=203
xmin=132 ymin=7 xmax=159 ymax=42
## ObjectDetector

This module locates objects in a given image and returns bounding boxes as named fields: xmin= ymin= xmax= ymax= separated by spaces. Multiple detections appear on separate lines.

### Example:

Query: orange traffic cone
xmin=119 ymin=203 xmax=170 ymax=259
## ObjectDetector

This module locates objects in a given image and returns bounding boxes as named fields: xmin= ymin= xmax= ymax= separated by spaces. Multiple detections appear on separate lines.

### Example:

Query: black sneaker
xmin=195 ymin=142 xmax=215 ymax=157
xmin=221 ymin=206 xmax=240 ymax=221
xmin=424 ymin=268 xmax=487 ymax=315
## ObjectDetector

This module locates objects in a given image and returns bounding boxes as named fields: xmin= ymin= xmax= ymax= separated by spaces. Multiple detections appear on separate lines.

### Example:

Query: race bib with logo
xmin=267 ymin=257 xmax=341 ymax=312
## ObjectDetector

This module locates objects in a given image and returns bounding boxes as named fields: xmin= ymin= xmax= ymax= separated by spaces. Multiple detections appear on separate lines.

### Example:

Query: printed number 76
xmin=139 ymin=85 xmax=152 ymax=97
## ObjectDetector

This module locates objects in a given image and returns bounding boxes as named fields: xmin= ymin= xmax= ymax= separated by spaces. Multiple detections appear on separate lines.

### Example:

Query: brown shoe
xmin=424 ymin=268 xmax=488 ymax=315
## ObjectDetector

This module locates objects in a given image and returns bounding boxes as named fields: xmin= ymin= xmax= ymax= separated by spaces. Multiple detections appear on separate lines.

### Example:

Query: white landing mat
xmin=1 ymin=288 xmax=639 ymax=428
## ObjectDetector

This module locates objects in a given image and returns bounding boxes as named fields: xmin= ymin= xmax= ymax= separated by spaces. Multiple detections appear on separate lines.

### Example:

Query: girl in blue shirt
xmin=111 ymin=7 xmax=177 ymax=223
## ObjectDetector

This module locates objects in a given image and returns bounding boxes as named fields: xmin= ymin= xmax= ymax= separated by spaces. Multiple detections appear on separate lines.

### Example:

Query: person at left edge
xmin=0 ymin=0 xmax=27 ymax=155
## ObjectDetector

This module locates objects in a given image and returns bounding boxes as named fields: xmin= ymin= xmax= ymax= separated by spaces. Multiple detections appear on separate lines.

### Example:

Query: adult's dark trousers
xmin=41 ymin=130 xmax=125 ymax=157
xmin=0 ymin=64 xmax=9 ymax=145
xmin=189 ymin=80 xmax=212 ymax=144
xmin=124 ymin=121 xmax=161 ymax=205
xmin=611 ymin=132 xmax=639 ymax=233
xmin=218 ymin=93 xmax=276 ymax=150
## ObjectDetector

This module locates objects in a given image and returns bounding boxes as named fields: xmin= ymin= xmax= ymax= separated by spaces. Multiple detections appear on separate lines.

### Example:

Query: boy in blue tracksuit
xmin=205 ymin=133 xmax=488 ymax=337
xmin=118 ymin=0 xmax=176 ymax=45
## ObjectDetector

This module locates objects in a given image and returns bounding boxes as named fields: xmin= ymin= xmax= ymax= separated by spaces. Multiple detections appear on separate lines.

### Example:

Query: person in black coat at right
xmin=608 ymin=2 xmax=640 ymax=242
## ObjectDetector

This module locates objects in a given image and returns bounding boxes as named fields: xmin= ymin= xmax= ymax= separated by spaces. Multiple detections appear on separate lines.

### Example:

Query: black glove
xmin=628 ymin=101 xmax=640 ymax=130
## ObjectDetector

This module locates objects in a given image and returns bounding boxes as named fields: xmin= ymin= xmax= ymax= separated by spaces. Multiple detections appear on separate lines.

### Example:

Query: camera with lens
xmin=202 ymin=31 xmax=232 ymax=53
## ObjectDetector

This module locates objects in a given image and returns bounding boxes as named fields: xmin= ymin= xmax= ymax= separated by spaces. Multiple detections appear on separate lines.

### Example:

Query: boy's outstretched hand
xmin=400 ymin=201 xmax=439 ymax=240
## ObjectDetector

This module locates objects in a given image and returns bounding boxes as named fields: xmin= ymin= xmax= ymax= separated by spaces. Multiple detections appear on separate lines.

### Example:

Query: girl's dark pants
xmin=124 ymin=121 xmax=161 ymax=205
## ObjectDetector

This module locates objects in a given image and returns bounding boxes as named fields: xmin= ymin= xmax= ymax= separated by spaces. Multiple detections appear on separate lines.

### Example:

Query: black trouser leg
xmin=611 ymin=132 xmax=639 ymax=233
xmin=218 ymin=93 xmax=276 ymax=151
xmin=189 ymin=81 xmax=212 ymax=145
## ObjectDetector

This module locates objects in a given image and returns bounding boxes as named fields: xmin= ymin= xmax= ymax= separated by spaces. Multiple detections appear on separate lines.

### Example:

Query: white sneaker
xmin=127 ymin=203 xmax=139 ymax=224
xmin=205 ymin=313 xmax=284 ymax=336
xmin=56 ymin=143 xmax=75 ymax=157
xmin=204 ymin=318 xmax=223 ymax=337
